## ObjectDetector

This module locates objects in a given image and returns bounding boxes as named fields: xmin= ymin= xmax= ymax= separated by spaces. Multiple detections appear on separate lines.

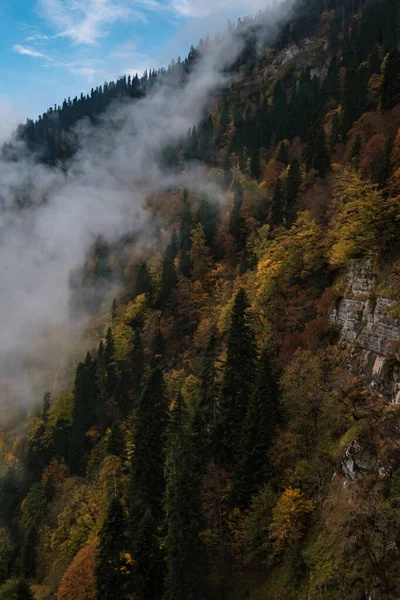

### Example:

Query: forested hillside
xmin=2 ymin=0 xmax=400 ymax=598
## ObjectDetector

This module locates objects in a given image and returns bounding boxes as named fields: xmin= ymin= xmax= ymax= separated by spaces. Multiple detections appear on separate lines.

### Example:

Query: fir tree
xmin=42 ymin=392 xmax=51 ymax=421
xmin=131 ymin=368 xmax=169 ymax=521
xmin=231 ymin=348 xmax=279 ymax=509
xmin=131 ymin=328 xmax=145 ymax=399
xmin=194 ymin=330 xmax=219 ymax=460
xmin=350 ymin=134 xmax=362 ymax=169
xmin=132 ymin=508 xmax=164 ymax=600
xmin=163 ymin=394 xmax=210 ymax=600
xmin=215 ymin=288 xmax=257 ymax=468
xmin=96 ymin=496 xmax=127 ymax=600
xmin=69 ymin=353 xmax=97 ymax=473
xmin=179 ymin=191 xmax=194 ymax=277
xmin=381 ymin=48 xmax=400 ymax=112
xmin=158 ymin=241 xmax=178 ymax=309
xmin=21 ymin=525 xmax=37 ymax=579
xmin=270 ymin=179 xmax=285 ymax=228
xmin=285 ymin=158 xmax=302 ymax=225
xmin=107 ymin=421 xmax=125 ymax=458
xmin=135 ymin=263 xmax=152 ymax=297
xmin=195 ymin=197 xmax=220 ymax=253
xmin=229 ymin=183 xmax=246 ymax=252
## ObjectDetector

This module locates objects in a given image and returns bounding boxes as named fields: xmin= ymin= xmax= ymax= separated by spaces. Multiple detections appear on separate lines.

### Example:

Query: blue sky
xmin=0 ymin=0 xmax=270 ymax=122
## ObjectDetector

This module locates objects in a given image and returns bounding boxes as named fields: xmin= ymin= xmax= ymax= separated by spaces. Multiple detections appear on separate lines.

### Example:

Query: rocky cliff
xmin=330 ymin=259 xmax=400 ymax=403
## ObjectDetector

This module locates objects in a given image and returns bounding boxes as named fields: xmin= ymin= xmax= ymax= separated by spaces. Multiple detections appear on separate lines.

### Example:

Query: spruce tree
xmin=131 ymin=328 xmax=145 ymax=399
xmin=350 ymin=134 xmax=362 ymax=169
xmin=132 ymin=508 xmax=164 ymax=600
xmin=229 ymin=182 xmax=246 ymax=252
xmin=158 ymin=241 xmax=178 ymax=309
xmin=163 ymin=394 xmax=210 ymax=600
xmin=69 ymin=353 xmax=97 ymax=473
xmin=285 ymin=158 xmax=302 ymax=225
xmin=231 ymin=348 xmax=279 ymax=509
xmin=270 ymin=179 xmax=285 ymax=228
xmin=131 ymin=368 xmax=169 ymax=521
xmin=195 ymin=197 xmax=220 ymax=253
xmin=96 ymin=496 xmax=127 ymax=600
xmin=21 ymin=525 xmax=37 ymax=579
xmin=107 ymin=421 xmax=125 ymax=458
xmin=215 ymin=289 xmax=257 ymax=468
xmin=179 ymin=191 xmax=194 ymax=277
xmin=42 ymin=392 xmax=51 ymax=421
xmin=135 ymin=263 xmax=152 ymax=297
xmin=194 ymin=330 xmax=220 ymax=461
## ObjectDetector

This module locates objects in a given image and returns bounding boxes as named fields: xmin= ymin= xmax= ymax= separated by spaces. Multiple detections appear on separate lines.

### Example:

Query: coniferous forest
xmin=2 ymin=0 xmax=400 ymax=598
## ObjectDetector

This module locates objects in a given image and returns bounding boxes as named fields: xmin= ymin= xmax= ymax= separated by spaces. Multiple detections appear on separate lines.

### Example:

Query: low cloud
xmin=1 ymin=1 xmax=294 ymax=407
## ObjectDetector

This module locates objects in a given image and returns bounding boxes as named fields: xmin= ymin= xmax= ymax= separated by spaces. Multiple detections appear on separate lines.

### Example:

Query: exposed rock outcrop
xmin=330 ymin=259 xmax=400 ymax=403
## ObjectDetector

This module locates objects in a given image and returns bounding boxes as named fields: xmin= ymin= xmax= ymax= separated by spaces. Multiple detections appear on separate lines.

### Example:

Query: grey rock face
xmin=330 ymin=259 xmax=400 ymax=403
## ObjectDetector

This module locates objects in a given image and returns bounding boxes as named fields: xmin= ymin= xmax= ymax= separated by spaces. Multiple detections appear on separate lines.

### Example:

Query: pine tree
xmin=350 ymin=134 xmax=362 ymax=169
xmin=96 ymin=496 xmax=127 ymax=600
xmin=135 ymin=263 xmax=152 ymax=297
xmin=132 ymin=508 xmax=164 ymax=600
xmin=381 ymin=48 xmax=400 ymax=112
xmin=21 ymin=525 xmax=37 ymax=579
xmin=216 ymin=289 xmax=257 ymax=468
xmin=158 ymin=241 xmax=178 ymax=309
xmin=163 ymin=394 xmax=210 ymax=600
xmin=195 ymin=197 xmax=220 ymax=253
xmin=69 ymin=353 xmax=97 ymax=473
xmin=285 ymin=158 xmax=302 ymax=225
xmin=131 ymin=328 xmax=145 ymax=399
xmin=229 ymin=183 xmax=246 ymax=252
xmin=42 ymin=392 xmax=51 ymax=421
xmin=131 ymin=368 xmax=169 ymax=521
xmin=179 ymin=191 xmax=194 ymax=277
xmin=270 ymin=179 xmax=285 ymax=228
xmin=194 ymin=331 xmax=219 ymax=460
xmin=231 ymin=348 xmax=279 ymax=509
xmin=107 ymin=421 xmax=125 ymax=458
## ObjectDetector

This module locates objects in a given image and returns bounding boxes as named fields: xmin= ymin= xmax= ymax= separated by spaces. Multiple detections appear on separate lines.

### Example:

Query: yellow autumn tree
xmin=269 ymin=488 xmax=314 ymax=554
xmin=329 ymin=168 xmax=400 ymax=266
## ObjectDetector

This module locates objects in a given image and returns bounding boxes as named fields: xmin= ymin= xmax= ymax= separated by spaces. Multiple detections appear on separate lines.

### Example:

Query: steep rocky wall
xmin=330 ymin=259 xmax=400 ymax=403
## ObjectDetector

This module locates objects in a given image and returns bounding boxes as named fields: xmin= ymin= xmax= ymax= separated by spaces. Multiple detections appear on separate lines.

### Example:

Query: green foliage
xmin=0 ymin=579 xmax=34 ymax=600
xmin=163 ymin=394 xmax=210 ymax=600
xmin=131 ymin=368 xmax=169 ymax=521
xmin=216 ymin=288 xmax=257 ymax=468
xmin=95 ymin=496 xmax=128 ymax=600
xmin=231 ymin=348 xmax=279 ymax=509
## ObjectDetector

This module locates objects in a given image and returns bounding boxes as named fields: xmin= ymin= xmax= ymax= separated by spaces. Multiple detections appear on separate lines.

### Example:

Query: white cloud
xmin=38 ymin=0 xmax=159 ymax=45
xmin=13 ymin=44 xmax=49 ymax=59
xmin=170 ymin=0 xmax=273 ymax=18
xmin=25 ymin=33 xmax=50 ymax=42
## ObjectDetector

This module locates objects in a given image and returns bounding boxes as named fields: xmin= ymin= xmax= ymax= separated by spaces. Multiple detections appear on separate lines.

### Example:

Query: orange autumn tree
xmin=57 ymin=538 xmax=97 ymax=600
xmin=269 ymin=488 xmax=314 ymax=554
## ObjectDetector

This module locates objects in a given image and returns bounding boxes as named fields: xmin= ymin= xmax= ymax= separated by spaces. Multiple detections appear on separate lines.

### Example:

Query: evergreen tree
xmin=231 ymin=348 xmax=279 ymax=509
xmin=135 ymin=263 xmax=152 ymax=297
xmin=277 ymin=141 xmax=289 ymax=165
xmin=229 ymin=183 xmax=246 ymax=252
xmin=312 ymin=124 xmax=331 ymax=177
xmin=381 ymin=47 xmax=400 ymax=112
xmin=163 ymin=394 xmax=210 ymax=600
xmin=195 ymin=197 xmax=220 ymax=253
xmin=158 ymin=241 xmax=178 ymax=309
xmin=132 ymin=508 xmax=164 ymax=600
xmin=107 ymin=421 xmax=125 ymax=458
xmin=374 ymin=135 xmax=394 ymax=187
xmin=194 ymin=330 xmax=219 ymax=460
xmin=216 ymin=289 xmax=257 ymax=468
xmin=69 ymin=353 xmax=97 ymax=473
xmin=285 ymin=158 xmax=302 ymax=225
xmin=42 ymin=392 xmax=51 ymax=421
xmin=131 ymin=368 xmax=169 ymax=521
xmin=270 ymin=179 xmax=285 ymax=228
xmin=0 ymin=579 xmax=35 ymax=600
xmin=131 ymin=328 xmax=145 ymax=398
xmin=21 ymin=525 xmax=37 ymax=579
xmin=96 ymin=496 xmax=127 ymax=600
xmin=350 ymin=134 xmax=362 ymax=169
xmin=179 ymin=191 xmax=194 ymax=277
xmin=112 ymin=298 xmax=117 ymax=320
